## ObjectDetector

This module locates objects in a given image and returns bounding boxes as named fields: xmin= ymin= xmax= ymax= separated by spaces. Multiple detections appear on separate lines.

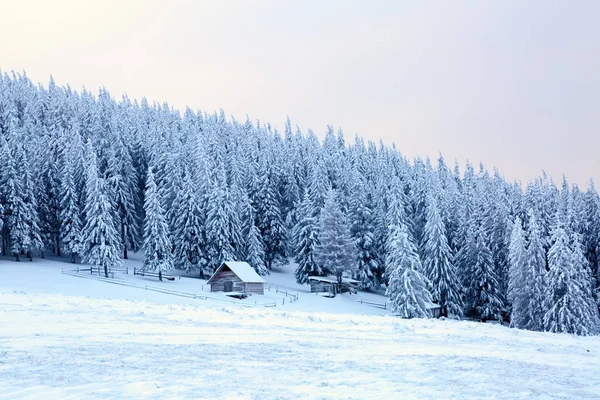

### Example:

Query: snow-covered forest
xmin=0 ymin=71 xmax=599 ymax=336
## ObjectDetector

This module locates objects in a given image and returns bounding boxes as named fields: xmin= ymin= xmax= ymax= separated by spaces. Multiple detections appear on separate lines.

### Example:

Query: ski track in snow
xmin=2 ymin=258 xmax=600 ymax=399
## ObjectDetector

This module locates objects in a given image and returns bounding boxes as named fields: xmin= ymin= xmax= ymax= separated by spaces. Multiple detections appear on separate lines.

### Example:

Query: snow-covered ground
xmin=2 ymin=256 xmax=600 ymax=399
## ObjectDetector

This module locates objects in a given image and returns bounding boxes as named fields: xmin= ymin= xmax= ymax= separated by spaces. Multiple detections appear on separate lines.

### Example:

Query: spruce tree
xmin=205 ymin=168 xmax=235 ymax=273
xmin=524 ymin=210 xmax=547 ymax=331
xmin=315 ymin=189 xmax=355 ymax=287
xmin=386 ymin=223 xmax=433 ymax=318
xmin=348 ymin=174 xmax=379 ymax=289
xmin=423 ymin=194 xmax=463 ymax=317
xmin=81 ymin=150 xmax=122 ymax=277
xmin=544 ymin=214 xmax=600 ymax=335
xmin=508 ymin=217 xmax=528 ymax=328
xmin=466 ymin=225 xmax=503 ymax=320
xmin=59 ymin=150 xmax=82 ymax=263
xmin=142 ymin=167 xmax=173 ymax=281
xmin=242 ymin=200 xmax=268 ymax=276
xmin=293 ymin=189 xmax=323 ymax=284
xmin=173 ymin=172 xmax=205 ymax=274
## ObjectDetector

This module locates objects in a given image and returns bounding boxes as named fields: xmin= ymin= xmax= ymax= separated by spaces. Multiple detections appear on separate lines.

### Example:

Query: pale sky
xmin=2 ymin=0 xmax=599 ymax=187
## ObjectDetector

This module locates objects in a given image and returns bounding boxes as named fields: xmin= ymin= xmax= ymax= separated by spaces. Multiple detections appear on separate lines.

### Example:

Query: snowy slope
xmin=2 ymin=257 xmax=600 ymax=399
xmin=0 ymin=255 xmax=391 ymax=316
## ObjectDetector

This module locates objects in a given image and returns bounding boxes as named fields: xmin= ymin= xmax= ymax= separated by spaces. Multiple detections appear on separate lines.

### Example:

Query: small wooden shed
xmin=207 ymin=261 xmax=265 ymax=295
xmin=308 ymin=276 xmax=359 ymax=294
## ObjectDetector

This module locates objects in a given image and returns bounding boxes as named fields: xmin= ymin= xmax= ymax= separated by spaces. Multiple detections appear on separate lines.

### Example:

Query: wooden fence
xmin=358 ymin=299 xmax=387 ymax=310
xmin=61 ymin=269 xmax=277 ymax=307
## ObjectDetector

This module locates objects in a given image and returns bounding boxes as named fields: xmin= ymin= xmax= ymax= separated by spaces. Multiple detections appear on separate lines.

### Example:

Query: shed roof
xmin=308 ymin=276 xmax=360 ymax=285
xmin=207 ymin=261 xmax=265 ymax=284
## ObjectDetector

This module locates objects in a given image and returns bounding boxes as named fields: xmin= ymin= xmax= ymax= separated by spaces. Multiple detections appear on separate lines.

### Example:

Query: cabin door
xmin=224 ymin=281 xmax=234 ymax=292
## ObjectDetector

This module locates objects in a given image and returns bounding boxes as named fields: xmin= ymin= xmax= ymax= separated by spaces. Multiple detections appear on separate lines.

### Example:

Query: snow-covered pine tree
xmin=386 ymin=223 xmax=433 ymax=318
xmin=242 ymin=199 xmax=268 ymax=276
xmin=423 ymin=193 xmax=463 ymax=317
xmin=105 ymin=136 xmax=140 ymax=259
xmin=59 ymin=145 xmax=82 ymax=263
xmin=348 ymin=172 xmax=378 ymax=289
xmin=384 ymin=177 xmax=410 ymax=282
xmin=544 ymin=213 xmax=600 ymax=335
xmin=523 ymin=210 xmax=547 ymax=331
xmin=293 ymin=189 xmax=323 ymax=284
xmin=205 ymin=167 xmax=236 ymax=273
xmin=172 ymin=171 xmax=205 ymax=274
xmin=81 ymin=148 xmax=122 ymax=278
xmin=254 ymin=160 xmax=287 ymax=270
xmin=142 ymin=166 xmax=173 ymax=281
xmin=315 ymin=189 xmax=355 ymax=288
xmin=466 ymin=225 xmax=503 ymax=321
xmin=508 ymin=216 xmax=528 ymax=328
xmin=15 ymin=141 xmax=43 ymax=260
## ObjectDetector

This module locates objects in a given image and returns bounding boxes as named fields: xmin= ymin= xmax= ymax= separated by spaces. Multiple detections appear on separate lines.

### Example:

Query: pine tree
xmin=315 ymin=189 xmax=355 ymax=288
xmin=242 ymin=200 xmax=268 ymax=276
xmin=81 ymin=149 xmax=122 ymax=278
xmin=544 ymin=214 xmax=600 ymax=335
xmin=172 ymin=171 xmax=205 ymax=274
xmin=508 ymin=217 xmax=528 ymax=328
xmin=255 ymin=161 xmax=287 ymax=269
xmin=59 ymin=149 xmax=82 ymax=263
xmin=293 ymin=189 xmax=323 ymax=284
xmin=523 ymin=210 xmax=547 ymax=331
xmin=142 ymin=167 xmax=173 ymax=281
xmin=205 ymin=168 xmax=235 ymax=273
xmin=466 ymin=225 xmax=503 ymax=320
xmin=106 ymin=137 xmax=140 ymax=259
xmin=423 ymin=194 xmax=463 ymax=317
xmin=348 ymin=173 xmax=378 ymax=289
xmin=386 ymin=223 xmax=433 ymax=318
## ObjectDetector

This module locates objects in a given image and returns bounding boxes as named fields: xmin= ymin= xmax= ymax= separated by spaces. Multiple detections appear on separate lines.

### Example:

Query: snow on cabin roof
xmin=207 ymin=261 xmax=265 ymax=284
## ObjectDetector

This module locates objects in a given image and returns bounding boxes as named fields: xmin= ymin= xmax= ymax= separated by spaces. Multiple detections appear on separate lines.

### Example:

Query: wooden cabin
xmin=207 ymin=261 xmax=265 ymax=295
xmin=308 ymin=276 xmax=359 ymax=294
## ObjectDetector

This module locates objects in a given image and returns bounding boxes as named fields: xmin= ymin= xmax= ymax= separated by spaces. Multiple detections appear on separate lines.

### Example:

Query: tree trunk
xmin=71 ymin=252 xmax=76 ymax=263
xmin=27 ymin=251 xmax=32 ymax=261
xmin=159 ymin=270 xmax=163 ymax=282
xmin=104 ymin=264 xmax=109 ymax=278
xmin=124 ymin=246 xmax=128 ymax=260
xmin=55 ymin=236 xmax=61 ymax=257
xmin=15 ymin=252 xmax=20 ymax=262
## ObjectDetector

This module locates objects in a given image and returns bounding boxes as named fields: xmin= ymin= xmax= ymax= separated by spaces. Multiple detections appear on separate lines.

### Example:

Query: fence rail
xmin=358 ymin=299 xmax=387 ymax=310
xmin=61 ymin=269 xmax=279 ymax=308
xmin=274 ymin=287 xmax=299 ymax=302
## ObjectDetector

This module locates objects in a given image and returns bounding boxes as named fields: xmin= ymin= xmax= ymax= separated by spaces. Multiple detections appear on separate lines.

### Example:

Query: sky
xmin=1 ymin=0 xmax=599 ymax=187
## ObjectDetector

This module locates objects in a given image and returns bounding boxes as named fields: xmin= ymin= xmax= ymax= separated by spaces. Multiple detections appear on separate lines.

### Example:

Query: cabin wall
xmin=245 ymin=282 xmax=264 ymax=295
xmin=210 ymin=270 xmax=242 ymax=292
xmin=310 ymin=281 xmax=333 ymax=293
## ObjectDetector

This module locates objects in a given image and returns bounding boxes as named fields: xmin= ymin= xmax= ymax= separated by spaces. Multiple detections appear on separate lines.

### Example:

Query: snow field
xmin=2 ymin=290 xmax=600 ymax=399
xmin=2 ymin=257 xmax=600 ymax=399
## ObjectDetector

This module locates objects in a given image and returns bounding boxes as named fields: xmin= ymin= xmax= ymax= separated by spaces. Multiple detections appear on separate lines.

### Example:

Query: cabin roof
xmin=307 ymin=276 xmax=360 ymax=284
xmin=207 ymin=261 xmax=265 ymax=284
